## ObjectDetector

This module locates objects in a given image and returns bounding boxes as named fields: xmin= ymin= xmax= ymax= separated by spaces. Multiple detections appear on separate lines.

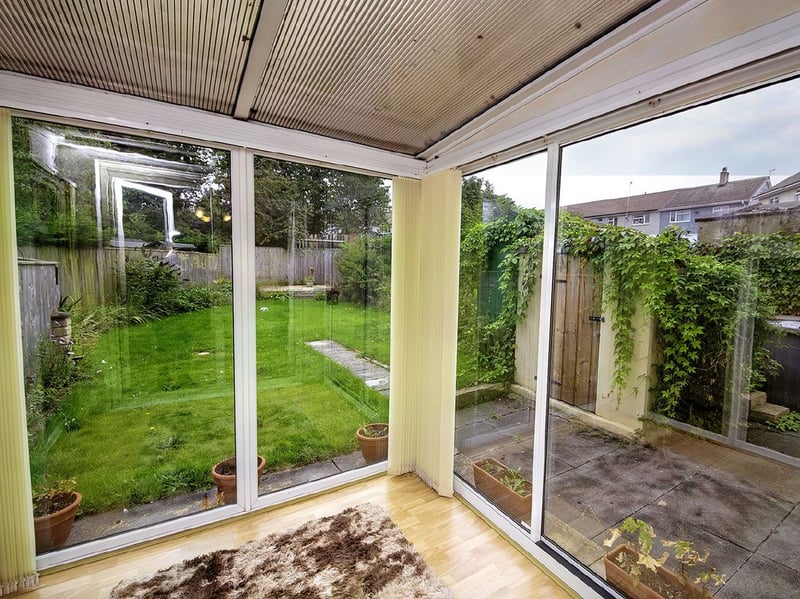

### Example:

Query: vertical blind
xmin=0 ymin=109 xmax=38 ymax=596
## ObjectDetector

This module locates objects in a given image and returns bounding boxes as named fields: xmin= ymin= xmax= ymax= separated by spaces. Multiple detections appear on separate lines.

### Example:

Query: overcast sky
xmin=479 ymin=77 xmax=800 ymax=208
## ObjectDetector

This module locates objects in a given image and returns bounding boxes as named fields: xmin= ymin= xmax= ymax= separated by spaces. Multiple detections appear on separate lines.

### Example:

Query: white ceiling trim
xmin=418 ymin=0 xmax=704 ymax=161
xmin=428 ymin=8 xmax=800 ymax=174
xmin=0 ymin=71 xmax=424 ymax=179
xmin=460 ymin=48 xmax=800 ymax=176
xmin=233 ymin=0 xmax=291 ymax=120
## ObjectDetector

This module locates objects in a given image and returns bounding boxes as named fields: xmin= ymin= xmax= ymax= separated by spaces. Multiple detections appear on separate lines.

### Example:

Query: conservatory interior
xmin=1 ymin=1 xmax=799 ymax=598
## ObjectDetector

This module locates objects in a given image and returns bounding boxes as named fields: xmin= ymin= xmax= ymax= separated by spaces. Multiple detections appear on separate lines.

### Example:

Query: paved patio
xmin=66 ymin=450 xmax=369 ymax=547
xmin=454 ymin=392 xmax=800 ymax=598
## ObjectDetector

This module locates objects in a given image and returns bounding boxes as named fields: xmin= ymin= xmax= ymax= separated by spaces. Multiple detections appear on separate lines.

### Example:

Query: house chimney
xmin=719 ymin=167 xmax=729 ymax=186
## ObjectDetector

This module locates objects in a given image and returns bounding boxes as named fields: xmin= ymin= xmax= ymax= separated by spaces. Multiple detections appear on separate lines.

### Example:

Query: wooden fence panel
xmin=550 ymin=255 xmax=601 ymax=411
xmin=18 ymin=245 xmax=343 ymax=308
xmin=18 ymin=260 xmax=60 ymax=375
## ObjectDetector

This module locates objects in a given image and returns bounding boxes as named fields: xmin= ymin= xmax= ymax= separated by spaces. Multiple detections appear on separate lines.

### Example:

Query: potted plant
xmin=356 ymin=423 xmax=388 ymax=463
xmin=32 ymin=478 xmax=82 ymax=553
xmin=211 ymin=455 xmax=266 ymax=504
xmin=603 ymin=517 xmax=725 ymax=599
xmin=472 ymin=458 xmax=532 ymax=522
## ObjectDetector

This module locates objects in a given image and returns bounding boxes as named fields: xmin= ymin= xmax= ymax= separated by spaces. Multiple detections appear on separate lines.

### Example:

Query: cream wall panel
xmin=594 ymin=284 xmax=657 ymax=433
xmin=388 ymin=171 xmax=461 ymax=496
xmin=388 ymin=177 xmax=423 ymax=476
xmin=0 ymin=109 xmax=38 ymax=595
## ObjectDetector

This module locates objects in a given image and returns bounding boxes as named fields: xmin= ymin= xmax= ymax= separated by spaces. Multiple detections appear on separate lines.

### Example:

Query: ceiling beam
xmin=233 ymin=0 xmax=291 ymax=120
xmin=0 ymin=71 xmax=424 ymax=178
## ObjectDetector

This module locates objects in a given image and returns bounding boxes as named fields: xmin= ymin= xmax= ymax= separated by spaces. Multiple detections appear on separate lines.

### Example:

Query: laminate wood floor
xmin=27 ymin=473 xmax=574 ymax=598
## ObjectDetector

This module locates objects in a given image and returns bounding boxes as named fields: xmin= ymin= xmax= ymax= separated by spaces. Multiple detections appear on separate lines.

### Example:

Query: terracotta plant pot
xmin=33 ymin=491 xmax=82 ymax=553
xmin=604 ymin=545 xmax=706 ymax=599
xmin=356 ymin=423 xmax=389 ymax=463
xmin=472 ymin=458 xmax=532 ymax=523
xmin=211 ymin=455 xmax=266 ymax=504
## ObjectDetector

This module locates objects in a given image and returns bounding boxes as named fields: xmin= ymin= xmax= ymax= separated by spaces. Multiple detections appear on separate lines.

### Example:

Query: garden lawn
xmin=34 ymin=298 xmax=390 ymax=514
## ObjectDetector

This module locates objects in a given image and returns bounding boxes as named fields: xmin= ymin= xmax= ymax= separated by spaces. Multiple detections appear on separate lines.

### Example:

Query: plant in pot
xmin=472 ymin=458 xmax=532 ymax=522
xmin=211 ymin=455 xmax=266 ymax=504
xmin=356 ymin=423 xmax=389 ymax=463
xmin=32 ymin=478 xmax=82 ymax=553
xmin=603 ymin=517 xmax=725 ymax=599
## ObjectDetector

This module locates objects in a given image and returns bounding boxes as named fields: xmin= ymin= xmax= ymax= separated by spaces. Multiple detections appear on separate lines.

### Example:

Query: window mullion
xmin=530 ymin=142 xmax=561 ymax=541
xmin=231 ymin=149 xmax=257 ymax=511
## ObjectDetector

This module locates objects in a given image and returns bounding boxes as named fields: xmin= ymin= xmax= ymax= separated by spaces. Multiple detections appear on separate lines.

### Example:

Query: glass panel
xmin=14 ymin=119 xmax=234 ymax=553
xmin=543 ymin=78 xmax=800 ymax=597
xmin=454 ymin=154 xmax=547 ymax=525
xmin=253 ymin=157 xmax=391 ymax=496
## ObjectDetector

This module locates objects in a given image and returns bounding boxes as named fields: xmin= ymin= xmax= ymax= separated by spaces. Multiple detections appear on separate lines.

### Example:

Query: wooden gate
xmin=550 ymin=254 xmax=601 ymax=411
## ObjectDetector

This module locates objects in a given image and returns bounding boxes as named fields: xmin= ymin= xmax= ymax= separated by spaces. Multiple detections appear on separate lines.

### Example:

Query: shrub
xmin=124 ymin=255 xmax=182 ymax=317
xmin=336 ymin=235 xmax=391 ymax=307
xmin=123 ymin=256 xmax=233 ymax=320
xmin=26 ymin=340 xmax=83 ymax=441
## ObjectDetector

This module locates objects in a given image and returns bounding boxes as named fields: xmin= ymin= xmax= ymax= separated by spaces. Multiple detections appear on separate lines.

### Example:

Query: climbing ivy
xmin=458 ymin=210 xmax=795 ymax=429
xmin=457 ymin=209 xmax=543 ymax=387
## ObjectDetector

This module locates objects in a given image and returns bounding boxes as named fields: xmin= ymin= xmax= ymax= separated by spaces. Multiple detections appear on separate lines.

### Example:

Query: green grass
xmin=32 ymin=298 xmax=390 ymax=514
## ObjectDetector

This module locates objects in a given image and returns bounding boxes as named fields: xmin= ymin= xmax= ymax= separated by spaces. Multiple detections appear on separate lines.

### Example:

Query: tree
xmin=461 ymin=176 xmax=518 ymax=236
xmin=253 ymin=158 xmax=390 ymax=248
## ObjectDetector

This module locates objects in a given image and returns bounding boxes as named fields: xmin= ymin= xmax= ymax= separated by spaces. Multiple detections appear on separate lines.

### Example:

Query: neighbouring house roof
xmin=660 ymin=177 xmax=770 ymax=210
xmin=753 ymin=171 xmax=800 ymax=200
xmin=565 ymin=176 xmax=770 ymax=219
xmin=565 ymin=189 xmax=673 ymax=218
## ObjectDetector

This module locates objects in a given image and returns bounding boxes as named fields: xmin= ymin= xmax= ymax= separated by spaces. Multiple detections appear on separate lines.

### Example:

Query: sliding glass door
xmin=252 ymin=156 xmax=391 ymax=498
xmin=14 ymin=118 xmax=234 ymax=553
xmin=454 ymin=154 xmax=547 ymax=526
xmin=542 ymin=78 xmax=800 ymax=597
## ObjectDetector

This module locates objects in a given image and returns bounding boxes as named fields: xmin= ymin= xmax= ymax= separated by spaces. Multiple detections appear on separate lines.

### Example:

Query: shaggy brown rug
xmin=109 ymin=503 xmax=453 ymax=598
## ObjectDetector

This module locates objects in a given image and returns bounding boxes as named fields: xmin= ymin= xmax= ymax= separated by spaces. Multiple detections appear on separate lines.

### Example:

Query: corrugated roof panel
xmin=251 ymin=0 xmax=652 ymax=154
xmin=0 ymin=0 xmax=260 ymax=114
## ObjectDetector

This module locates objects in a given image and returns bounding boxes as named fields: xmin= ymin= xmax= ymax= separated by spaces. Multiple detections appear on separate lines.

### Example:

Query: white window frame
xmin=631 ymin=213 xmax=650 ymax=225
xmin=711 ymin=205 xmax=732 ymax=214
xmin=669 ymin=210 xmax=691 ymax=223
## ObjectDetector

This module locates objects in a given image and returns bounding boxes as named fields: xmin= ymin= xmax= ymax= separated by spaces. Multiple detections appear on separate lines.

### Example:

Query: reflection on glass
xmin=453 ymin=154 xmax=547 ymax=525
xmin=543 ymin=79 xmax=800 ymax=597
xmin=253 ymin=157 xmax=391 ymax=496
xmin=14 ymin=119 xmax=234 ymax=553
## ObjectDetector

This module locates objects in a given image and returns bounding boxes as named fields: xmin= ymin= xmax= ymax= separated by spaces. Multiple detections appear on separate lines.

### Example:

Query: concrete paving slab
xmin=746 ymin=426 xmax=800 ymax=460
xmin=545 ymin=456 xmax=574 ymax=479
xmin=67 ymin=487 xmax=217 ymax=548
xmin=331 ymin=450 xmax=368 ymax=471
xmin=548 ymin=420 xmax=623 ymax=468
xmin=544 ymin=493 xmax=608 ymax=540
xmin=259 ymin=460 xmax=340 ymax=493
xmin=654 ymin=470 xmax=792 ymax=552
xmin=306 ymin=340 xmax=390 ymax=395
xmin=717 ymin=554 xmax=800 ymax=599
xmin=757 ymin=504 xmax=800 ymax=571
xmin=544 ymin=511 xmax=605 ymax=568
xmin=640 ymin=424 xmax=733 ymax=468
xmin=546 ymin=444 xmax=707 ymax=539
xmin=455 ymin=419 xmax=503 ymax=451
xmin=707 ymin=449 xmax=800 ymax=503
xmin=490 ymin=408 xmax=534 ymax=430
